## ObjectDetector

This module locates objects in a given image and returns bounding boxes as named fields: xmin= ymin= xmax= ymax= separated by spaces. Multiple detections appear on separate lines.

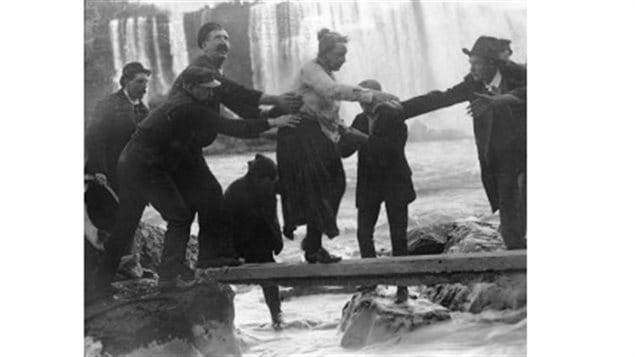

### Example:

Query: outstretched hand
xmin=372 ymin=90 xmax=400 ymax=104
xmin=268 ymin=115 xmax=301 ymax=129
xmin=94 ymin=173 xmax=108 ymax=186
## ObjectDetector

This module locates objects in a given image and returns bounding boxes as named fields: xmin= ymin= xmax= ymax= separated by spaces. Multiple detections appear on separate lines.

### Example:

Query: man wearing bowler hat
xmin=85 ymin=62 xmax=151 ymax=245
xmin=399 ymin=36 xmax=527 ymax=250
xmin=86 ymin=62 xmax=151 ymax=195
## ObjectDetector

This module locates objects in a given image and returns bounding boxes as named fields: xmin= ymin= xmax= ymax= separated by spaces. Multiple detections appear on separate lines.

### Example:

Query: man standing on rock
xmin=400 ymin=36 xmax=527 ymax=250
xmin=96 ymin=67 xmax=299 ymax=290
xmin=167 ymin=22 xmax=302 ymax=269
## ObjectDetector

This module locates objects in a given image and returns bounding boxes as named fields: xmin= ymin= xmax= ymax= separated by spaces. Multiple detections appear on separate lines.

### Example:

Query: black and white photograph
xmin=81 ymin=1 xmax=528 ymax=356
xmin=5 ymin=0 xmax=634 ymax=355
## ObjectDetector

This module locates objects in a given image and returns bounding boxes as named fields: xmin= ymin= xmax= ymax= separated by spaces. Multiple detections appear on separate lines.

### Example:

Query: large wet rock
xmin=408 ymin=218 xmax=525 ymax=313
xmin=130 ymin=222 xmax=199 ymax=271
xmin=85 ymin=281 xmax=241 ymax=357
xmin=407 ymin=218 xmax=505 ymax=255
xmin=421 ymin=273 xmax=526 ymax=313
xmin=85 ymin=221 xmax=198 ymax=285
xmin=338 ymin=292 xmax=450 ymax=349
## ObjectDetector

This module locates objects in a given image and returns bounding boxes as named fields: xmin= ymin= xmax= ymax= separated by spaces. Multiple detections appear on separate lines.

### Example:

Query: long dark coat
xmin=339 ymin=110 xmax=416 ymax=208
xmin=401 ymin=62 xmax=526 ymax=212
xmin=85 ymin=89 xmax=149 ymax=190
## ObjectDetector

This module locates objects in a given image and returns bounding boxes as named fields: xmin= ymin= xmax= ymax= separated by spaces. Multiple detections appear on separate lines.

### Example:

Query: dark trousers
xmin=101 ymin=145 xmax=235 ymax=280
xmin=357 ymin=200 xmax=409 ymax=258
xmin=496 ymin=172 xmax=527 ymax=250
xmin=241 ymin=250 xmax=281 ymax=319
xmin=176 ymin=154 xmax=236 ymax=263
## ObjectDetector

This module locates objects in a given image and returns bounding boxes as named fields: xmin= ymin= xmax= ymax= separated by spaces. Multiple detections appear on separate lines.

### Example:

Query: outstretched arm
xmin=401 ymin=80 xmax=472 ymax=120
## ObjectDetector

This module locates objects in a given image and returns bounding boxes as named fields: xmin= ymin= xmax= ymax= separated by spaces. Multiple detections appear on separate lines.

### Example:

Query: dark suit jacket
xmin=399 ymin=62 xmax=526 ymax=212
xmin=339 ymin=109 xmax=416 ymax=208
xmin=170 ymin=55 xmax=263 ymax=121
xmin=85 ymin=89 xmax=149 ymax=189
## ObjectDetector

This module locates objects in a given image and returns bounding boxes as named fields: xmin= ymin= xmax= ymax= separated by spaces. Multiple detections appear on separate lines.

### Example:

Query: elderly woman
xmin=277 ymin=28 xmax=398 ymax=263
xmin=92 ymin=67 xmax=299 ymax=293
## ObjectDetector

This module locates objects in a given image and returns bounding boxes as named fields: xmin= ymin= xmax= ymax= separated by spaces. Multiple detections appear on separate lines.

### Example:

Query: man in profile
xmin=167 ymin=22 xmax=302 ymax=269
xmin=401 ymin=36 xmax=527 ymax=250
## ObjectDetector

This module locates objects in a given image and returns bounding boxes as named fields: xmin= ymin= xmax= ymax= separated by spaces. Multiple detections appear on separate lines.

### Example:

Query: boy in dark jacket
xmin=225 ymin=154 xmax=284 ymax=329
xmin=339 ymin=80 xmax=415 ymax=303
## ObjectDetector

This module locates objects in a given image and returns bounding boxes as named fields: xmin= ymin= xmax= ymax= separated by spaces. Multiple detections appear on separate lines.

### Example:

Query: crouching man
xmin=225 ymin=154 xmax=284 ymax=329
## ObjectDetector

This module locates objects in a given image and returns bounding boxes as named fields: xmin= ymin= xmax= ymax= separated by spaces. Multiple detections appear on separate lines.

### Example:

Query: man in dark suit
xmin=85 ymin=62 xmax=151 ymax=193
xmin=166 ymin=22 xmax=301 ymax=269
xmin=339 ymin=81 xmax=415 ymax=303
xmin=400 ymin=36 xmax=526 ymax=250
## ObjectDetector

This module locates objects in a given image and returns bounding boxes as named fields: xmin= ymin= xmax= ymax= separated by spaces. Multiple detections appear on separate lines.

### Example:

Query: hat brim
xmin=462 ymin=48 xmax=472 ymax=56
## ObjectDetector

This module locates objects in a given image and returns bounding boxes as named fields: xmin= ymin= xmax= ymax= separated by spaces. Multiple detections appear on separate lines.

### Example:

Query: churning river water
xmin=100 ymin=139 xmax=525 ymax=357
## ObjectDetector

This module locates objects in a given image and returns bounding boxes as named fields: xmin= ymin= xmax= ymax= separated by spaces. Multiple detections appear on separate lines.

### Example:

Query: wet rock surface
xmin=338 ymin=291 xmax=450 ymax=349
xmin=408 ymin=218 xmax=526 ymax=313
xmin=85 ymin=281 xmax=241 ymax=357
xmin=407 ymin=218 xmax=506 ymax=255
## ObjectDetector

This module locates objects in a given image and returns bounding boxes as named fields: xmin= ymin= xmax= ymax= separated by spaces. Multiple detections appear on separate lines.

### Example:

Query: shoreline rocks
xmin=407 ymin=217 xmax=526 ymax=313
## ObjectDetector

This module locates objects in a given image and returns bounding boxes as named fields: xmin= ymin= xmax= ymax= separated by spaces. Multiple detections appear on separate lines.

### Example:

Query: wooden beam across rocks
xmin=199 ymin=250 xmax=527 ymax=287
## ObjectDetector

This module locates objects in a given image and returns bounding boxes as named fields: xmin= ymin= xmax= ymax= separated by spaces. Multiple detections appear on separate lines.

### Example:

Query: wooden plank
xmin=199 ymin=250 xmax=526 ymax=287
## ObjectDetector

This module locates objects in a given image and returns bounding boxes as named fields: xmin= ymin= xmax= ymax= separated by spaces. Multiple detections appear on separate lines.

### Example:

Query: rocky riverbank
xmin=85 ymin=216 xmax=525 ymax=355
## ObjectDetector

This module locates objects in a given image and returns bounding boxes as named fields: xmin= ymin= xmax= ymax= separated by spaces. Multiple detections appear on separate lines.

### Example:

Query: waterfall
xmin=108 ymin=19 xmax=123 ymax=90
xmin=249 ymin=1 xmax=526 ymax=134
xmin=124 ymin=18 xmax=137 ymax=64
xmin=151 ymin=16 xmax=169 ymax=93
xmin=135 ymin=17 xmax=152 ymax=78
xmin=107 ymin=14 xmax=183 ymax=99
xmin=168 ymin=11 xmax=189 ymax=79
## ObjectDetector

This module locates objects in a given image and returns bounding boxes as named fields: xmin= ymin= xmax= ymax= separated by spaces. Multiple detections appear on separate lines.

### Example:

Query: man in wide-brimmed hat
xmin=398 ymin=35 xmax=527 ymax=250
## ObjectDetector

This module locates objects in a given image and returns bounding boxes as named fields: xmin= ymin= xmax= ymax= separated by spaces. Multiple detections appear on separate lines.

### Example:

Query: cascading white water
xmin=124 ymin=18 xmax=138 ymax=65
xmin=135 ymin=17 xmax=153 ymax=80
xmin=249 ymin=1 xmax=526 ymax=134
xmin=107 ymin=15 xmax=178 ymax=98
xmin=168 ymin=11 xmax=189 ymax=79
xmin=151 ymin=16 xmax=169 ymax=93
xmin=108 ymin=19 xmax=123 ymax=89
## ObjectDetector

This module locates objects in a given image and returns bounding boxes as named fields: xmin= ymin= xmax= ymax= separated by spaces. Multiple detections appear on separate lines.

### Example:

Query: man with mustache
xmin=170 ymin=22 xmax=301 ymax=119
xmin=400 ymin=36 xmax=526 ymax=250
xmin=167 ymin=23 xmax=302 ymax=269
xmin=86 ymin=62 xmax=151 ymax=195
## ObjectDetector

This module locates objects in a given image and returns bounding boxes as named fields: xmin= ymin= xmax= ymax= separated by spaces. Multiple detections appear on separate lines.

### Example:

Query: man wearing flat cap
xmin=399 ymin=36 xmax=527 ymax=250
xmin=94 ymin=66 xmax=299 ymax=289
xmin=166 ymin=22 xmax=302 ymax=269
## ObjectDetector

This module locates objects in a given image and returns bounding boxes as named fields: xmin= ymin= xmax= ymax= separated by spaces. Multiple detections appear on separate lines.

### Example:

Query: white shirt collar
xmin=485 ymin=69 xmax=502 ymax=92
xmin=123 ymin=88 xmax=141 ymax=105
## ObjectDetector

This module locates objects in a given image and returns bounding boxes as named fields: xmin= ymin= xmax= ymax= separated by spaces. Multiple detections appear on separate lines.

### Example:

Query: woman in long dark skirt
xmin=277 ymin=28 xmax=398 ymax=263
